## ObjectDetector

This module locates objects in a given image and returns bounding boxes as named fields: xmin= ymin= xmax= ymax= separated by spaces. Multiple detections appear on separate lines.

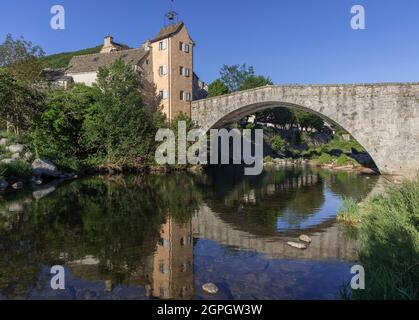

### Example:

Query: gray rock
xmin=24 ymin=151 xmax=34 ymax=161
xmin=1 ymin=159 xmax=15 ymax=165
xmin=8 ymin=202 xmax=24 ymax=212
xmin=7 ymin=144 xmax=25 ymax=154
xmin=31 ymin=176 xmax=43 ymax=185
xmin=11 ymin=182 xmax=23 ymax=190
xmin=0 ymin=138 xmax=9 ymax=146
xmin=11 ymin=153 xmax=20 ymax=160
xmin=0 ymin=180 xmax=9 ymax=190
xmin=202 ymin=283 xmax=219 ymax=295
xmin=287 ymin=241 xmax=307 ymax=250
xmin=31 ymin=159 xmax=60 ymax=177
xmin=299 ymin=235 xmax=312 ymax=243
xmin=33 ymin=186 xmax=56 ymax=200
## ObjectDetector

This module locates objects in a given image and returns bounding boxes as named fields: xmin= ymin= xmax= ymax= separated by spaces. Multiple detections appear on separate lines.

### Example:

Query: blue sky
xmin=1 ymin=0 xmax=418 ymax=84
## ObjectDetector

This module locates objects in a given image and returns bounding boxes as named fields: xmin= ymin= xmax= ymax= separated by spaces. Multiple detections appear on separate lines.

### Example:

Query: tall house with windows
xmin=150 ymin=22 xmax=194 ymax=119
xmin=65 ymin=20 xmax=207 ymax=121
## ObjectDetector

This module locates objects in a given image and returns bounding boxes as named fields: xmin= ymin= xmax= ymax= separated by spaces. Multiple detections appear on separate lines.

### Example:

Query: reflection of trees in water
xmin=319 ymin=170 xmax=378 ymax=201
xmin=200 ymin=166 xmax=326 ymax=236
xmin=0 ymin=173 xmax=202 ymax=299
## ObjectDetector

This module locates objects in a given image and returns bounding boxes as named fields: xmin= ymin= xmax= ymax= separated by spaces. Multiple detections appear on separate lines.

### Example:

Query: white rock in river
xmin=11 ymin=153 xmax=20 ymax=160
xmin=202 ymin=283 xmax=219 ymax=294
xmin=287 ymin=241 xmax=307 ymax=250
xmin=0 ymin=138 xmax=9 ymax=146
xmin=299 ymin=234 xmax=312 ymax=243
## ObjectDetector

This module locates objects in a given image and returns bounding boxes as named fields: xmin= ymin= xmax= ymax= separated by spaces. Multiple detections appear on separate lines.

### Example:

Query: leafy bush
xmin=315 ymin=153 xmax=334 ymax=165
xmin=337 ymin=197 xmax=361 ymax=224
xmin=271 ymin=136 xmax=286 ymax=153
xmin=341 ymin=180 xmax=419 ymax=300
xmin=264 ymin=156 xmax=273 ymax=163
xmin=0 ymin=160 xmax=32 ymax=180
xmin=32 ymin=84 xmax=96 ymax=171
xmin=336 ymin=154 xmax=358 ymax=167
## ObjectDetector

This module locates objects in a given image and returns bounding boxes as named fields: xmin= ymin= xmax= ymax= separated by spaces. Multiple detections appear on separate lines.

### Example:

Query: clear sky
xmin=1 ymin=0 xmax=418 ymax=84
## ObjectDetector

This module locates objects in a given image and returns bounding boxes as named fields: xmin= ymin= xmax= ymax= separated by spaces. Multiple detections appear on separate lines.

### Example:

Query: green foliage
xmin=328 ymin=137 xmax=365 ymax=153
xmin=349 ymin=180 xmax=419 ymax=300
xmin=337 ymin=197 xmax=361 ymax=224
xmin=0 ymin=69 xmax=43 ymax=133
xmin=32 ymin=84 xmax=97 ymax=171
xmin=264 ymin=156 xmax=273 ymax=163
xmin=207 ymin=79 xmax=229 ymax=97
xmin=256 ymin=107 xmax=295 ymax=128
xmin=40 ymin=46 xmax=102 ymax=69
xmin=315 ymin=153 xmax=334 ymax=165
xmin=83 ymin=59 xmax=158 ymax=168
xmin=239 ymin=75 xmax=273 ymax=91
xmin=336 ymin=154 xmax=358 ymax=167
xmin=0 ymin=160 xmax=32 ymax=180
xmin=294 ymin=110 xmax=324 ymax=132
xmin=271 ymin=136 xmax=286 ymax=153
xmin=219 ymin=64 xmax=255 ymax=92
xmin=0 ymin=34 xmax=45 ymax=84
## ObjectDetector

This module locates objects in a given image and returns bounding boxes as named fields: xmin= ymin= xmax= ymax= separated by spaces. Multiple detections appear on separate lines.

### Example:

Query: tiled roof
xmin=66 ymin=48 xmax=148 ymax=73
xmin=151 ymin=22 xmax=184 ymax=43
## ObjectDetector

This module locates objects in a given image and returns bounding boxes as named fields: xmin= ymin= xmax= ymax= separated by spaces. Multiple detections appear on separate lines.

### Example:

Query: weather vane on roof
xmin=165 ymin=0 xmax=179 ymax=25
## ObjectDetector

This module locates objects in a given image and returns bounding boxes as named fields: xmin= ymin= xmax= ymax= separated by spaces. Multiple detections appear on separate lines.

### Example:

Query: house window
xmin=159 ymin=39 xmax=167 ymax=51
xmin=180 ymin=91 xmax=191 ymax=101
xmin=159 ymin=65 xmax=168 ymax=76
xmin=180 ymin=66 xmax=190 ymax=77
xmin=179 ymin=42 xmax=190 ymax=53
xmin=159 ymin=90 xmax=168 ymax=100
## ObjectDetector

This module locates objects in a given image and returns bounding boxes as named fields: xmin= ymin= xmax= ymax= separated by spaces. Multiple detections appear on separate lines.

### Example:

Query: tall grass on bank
xmin=337 ymin=198 xmax=361 ymax=225
xmin=339 ymin=180 xmax=419 ymax=300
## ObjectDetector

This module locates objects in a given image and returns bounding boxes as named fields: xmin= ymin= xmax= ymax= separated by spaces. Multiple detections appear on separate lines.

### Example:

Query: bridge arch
xmin=191 ymin=83 xmax=419 ymax=178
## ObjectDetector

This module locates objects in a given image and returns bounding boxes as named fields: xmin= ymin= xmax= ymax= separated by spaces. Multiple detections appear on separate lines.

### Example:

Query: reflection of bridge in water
xmin=193 ymin=205 xmax=357 ymax=261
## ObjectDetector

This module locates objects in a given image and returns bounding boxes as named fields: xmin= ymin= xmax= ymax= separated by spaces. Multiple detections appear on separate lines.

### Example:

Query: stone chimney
xmin=104 ymin=35 xmax=113 ymax=47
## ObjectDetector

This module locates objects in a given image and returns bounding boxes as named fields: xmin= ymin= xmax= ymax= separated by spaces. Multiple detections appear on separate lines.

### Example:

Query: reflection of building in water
xmin=148 ymin=217 xmax=194 ymax=300
xmin=67 ymin=216 xmax=194 ymax=299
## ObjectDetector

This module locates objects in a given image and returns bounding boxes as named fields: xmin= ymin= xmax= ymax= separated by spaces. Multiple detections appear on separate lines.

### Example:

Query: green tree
xmin=83 ymin=59 xmax=158 ymax=167
xmin=0 ymin=69 xmax=43 ymax=133
xmin=256 ymin=107 xmax=295 ymax=128
xmin=207 ymin=79 xmax=229 ymax=97
xmin=32 ymin=84 xmax=97 ymax=170
xmin=0 ymin=34 xmax=45 ymax=84
xmin=239 ymin=75 xmax=273 ymax=91
xmin=219 ymin=64 xmax=255 ymax=92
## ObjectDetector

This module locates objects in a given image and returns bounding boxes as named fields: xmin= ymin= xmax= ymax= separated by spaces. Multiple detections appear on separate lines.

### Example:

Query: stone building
xmin=65 ymin=22 xmax=207 ymax=120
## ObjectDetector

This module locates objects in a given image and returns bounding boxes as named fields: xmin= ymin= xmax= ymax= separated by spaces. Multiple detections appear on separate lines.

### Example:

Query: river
xmin=0 ymin=166 xmax=378 ymax=300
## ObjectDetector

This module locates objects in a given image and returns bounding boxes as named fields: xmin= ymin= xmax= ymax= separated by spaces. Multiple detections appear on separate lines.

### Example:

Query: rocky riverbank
xmin=263 ymin=157 xmax=378 ymax=175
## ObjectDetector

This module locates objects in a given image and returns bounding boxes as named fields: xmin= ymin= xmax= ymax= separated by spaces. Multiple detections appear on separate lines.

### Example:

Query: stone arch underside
xmin=191 ymin=84 xmax=419 ymax=178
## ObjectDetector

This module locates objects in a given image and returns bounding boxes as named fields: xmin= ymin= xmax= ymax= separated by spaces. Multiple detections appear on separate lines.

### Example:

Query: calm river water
xmin=0 ymin=166 xmax=378 ymax=300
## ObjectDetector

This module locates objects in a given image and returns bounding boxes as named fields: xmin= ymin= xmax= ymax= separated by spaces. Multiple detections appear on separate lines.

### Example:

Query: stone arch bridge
xmin=191 ymin=83 xmax=419 ymax=178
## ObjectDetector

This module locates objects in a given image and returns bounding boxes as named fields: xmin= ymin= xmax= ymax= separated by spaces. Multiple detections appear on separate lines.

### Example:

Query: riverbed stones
xmin=7 ymin=144 xmax=25 ymax=154
xmin=1 ymin=159 xmax=15 ymax=165
xmin=11 ymin=182 xmax=23 ymax=190
xmin=31 ymin=176 xmax=43 ymax=185
xmin=31 ymin=159 xmax=60 ymax=177
xmin=11 ymin=153 xmax=20 ymax=160
xmin=299 ymin=235 xmax=312 ymax=243
xmin=202 ymin=283 xmax=219 ymax=294
xmin=0 ymin=180 xmax=8 ymax=190
xmin=0 ymin=138 xmax=9 ymax=146
xmin=24 ymin=151 xmax=34 ymax=161
xmin=287 ymin=241 xmax=307 ymax=250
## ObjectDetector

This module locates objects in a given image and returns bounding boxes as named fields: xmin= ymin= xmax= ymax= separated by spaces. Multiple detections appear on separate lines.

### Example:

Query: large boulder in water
xmin=31 ymin=159 xmax=61 ymax=177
